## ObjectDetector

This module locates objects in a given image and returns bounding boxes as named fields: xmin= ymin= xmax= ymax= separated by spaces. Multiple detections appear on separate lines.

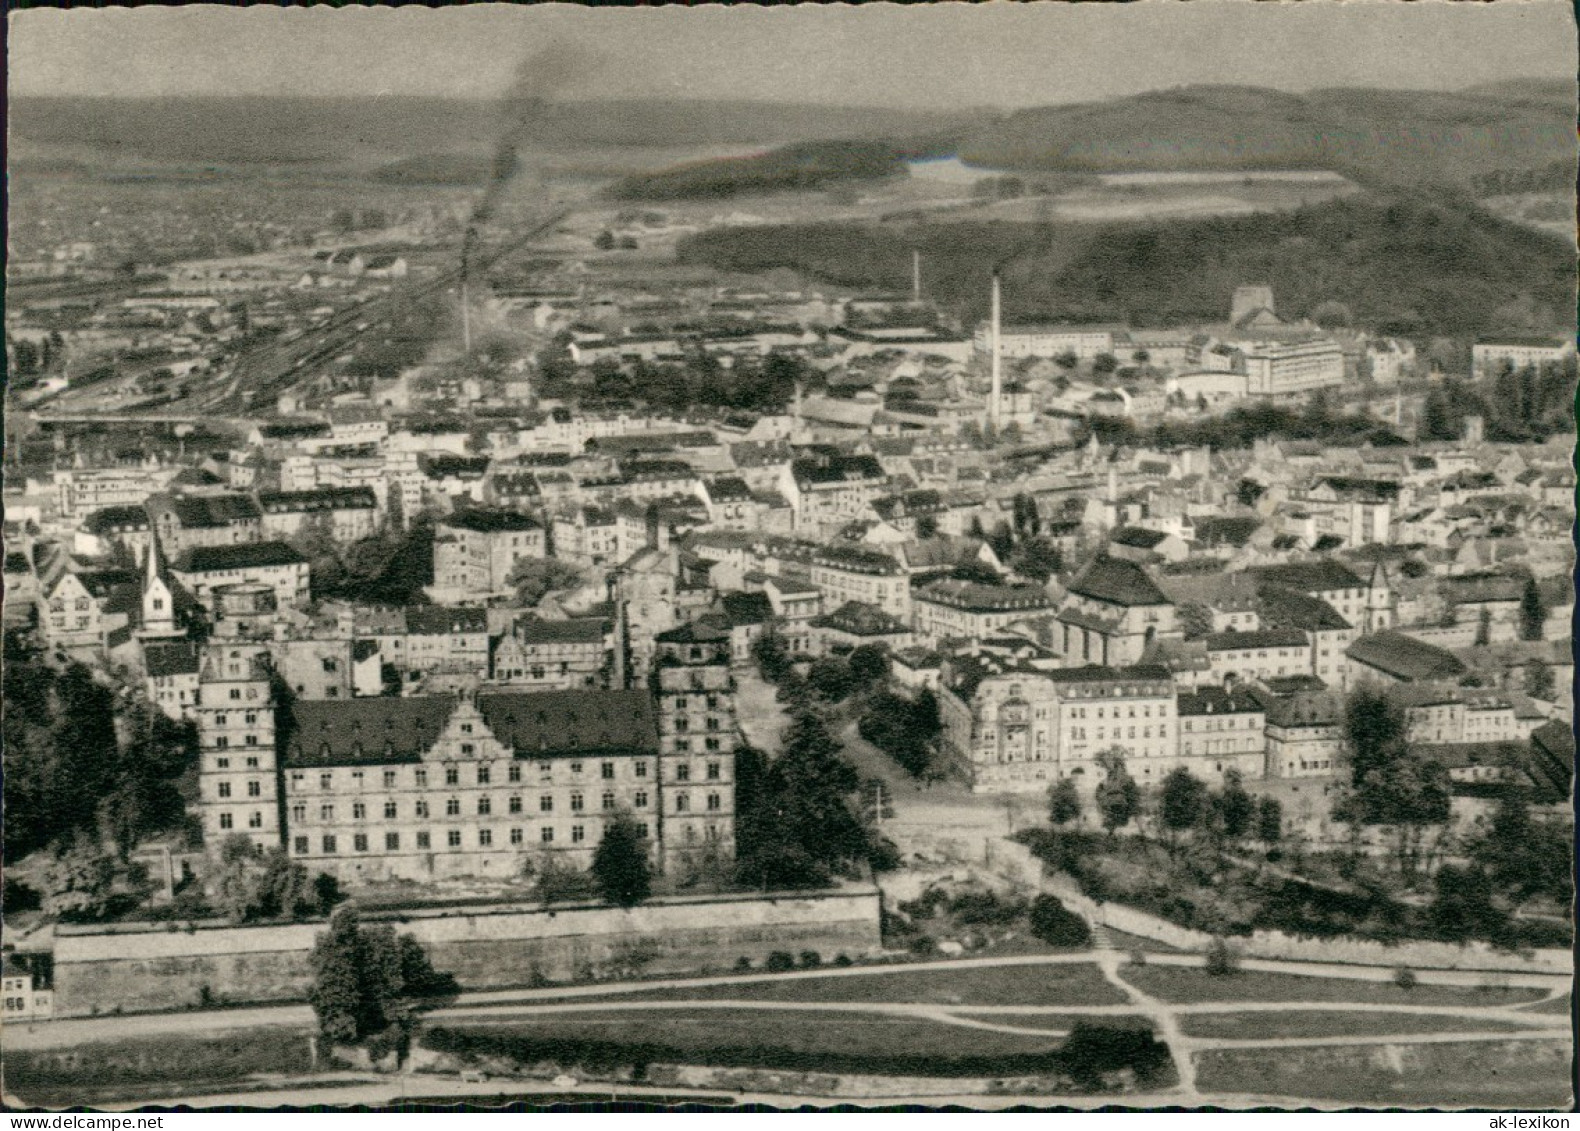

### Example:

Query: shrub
xmin=1393 ymin=967 xmax=1418 ymax=992
xmin=1204 ymin=936 xmax=1239 ymax=977
xmin=735 ymin=956 xmax=752 ymax=971
xmin=765 ymin=951 xmax=797 ymax=972
xmin=798 ymin=950 xmax=822 ymax=969
xmin=949 ymin=889 xmax=1027 ymax=926
xmin=832 ymin=954 xmax=854 ymax=968
xmin=1028 ymin=895 xmax=1093 ymax=948
xmin=1057 ymin=1022 xmax=1172 ymax=1087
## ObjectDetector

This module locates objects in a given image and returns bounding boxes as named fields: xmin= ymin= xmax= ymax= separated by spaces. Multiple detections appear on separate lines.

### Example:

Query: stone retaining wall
xmin=51 ymin=889 xmax=882 ymax=1017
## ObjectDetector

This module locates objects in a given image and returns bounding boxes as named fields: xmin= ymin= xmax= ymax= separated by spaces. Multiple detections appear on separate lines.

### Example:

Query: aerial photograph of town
xmin=2 ymin=1 xmax=1574 ymax=1114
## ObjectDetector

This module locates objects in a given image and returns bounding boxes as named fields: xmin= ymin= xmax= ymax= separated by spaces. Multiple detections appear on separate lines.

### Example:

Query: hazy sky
xmin=10 ymin=2 xmax=1577 ymax=108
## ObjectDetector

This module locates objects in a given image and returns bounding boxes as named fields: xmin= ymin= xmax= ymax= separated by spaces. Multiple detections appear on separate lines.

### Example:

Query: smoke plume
xmin=461 ymin=43 xmax=595 ymax=281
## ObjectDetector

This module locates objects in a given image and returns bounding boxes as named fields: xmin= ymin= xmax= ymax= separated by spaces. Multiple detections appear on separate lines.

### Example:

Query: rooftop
xmin=1347 ymin=631 xmax=1468 ymax=683
xmin=1067 ymin=555 xmax=1171 ymax=608
xmin=177 ymin=541 xmax=305 ymax=573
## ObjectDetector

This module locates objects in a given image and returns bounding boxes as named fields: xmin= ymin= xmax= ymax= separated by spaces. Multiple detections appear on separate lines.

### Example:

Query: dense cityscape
xmin=4 ymin=4 xmax=1574 ymax=1112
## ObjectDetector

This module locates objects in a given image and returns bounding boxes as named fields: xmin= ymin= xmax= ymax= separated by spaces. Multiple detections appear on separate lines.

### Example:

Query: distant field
xmin=1179 ymin=1010 xmax=1541 ymax=1040
xmin=934 ymin=174 xmax=1362 ymax=226
xmin=1194 ymin=1038 xmax=1574 ymax=1108
xmin=1124 ymin=968 xmax=1548 ymax=1008
xmin=558 ymin=962 xmax=1128 ymax=1008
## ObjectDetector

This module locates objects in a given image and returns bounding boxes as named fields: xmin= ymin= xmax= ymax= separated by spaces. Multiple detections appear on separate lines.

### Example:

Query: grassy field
xmin=957 ymin=1012 xmax=1153 ymax=1034
xmin=1179 ymin=1011 xmax=1539 ymax=1040
xmin=440 ymin=1009 xmax=1061 ymax=1061
xmin=424 ymin=1010 xmax=1175 ymax=1086
xmin=6 ymin=1029 xmax=317 ymax=1108
xmin=1102 ymin=927 xmax=1188 ymax=955
xmin=1194 ymin=1038 xmax=1574 ymax=1108
xmin=1523 ymin=993 xmax=1573 ymax=1016
xmin=561 ymin=962 xmax=1128 ymax=1007
xmin=1123 ymin=967 xmax=1547 ymax=1007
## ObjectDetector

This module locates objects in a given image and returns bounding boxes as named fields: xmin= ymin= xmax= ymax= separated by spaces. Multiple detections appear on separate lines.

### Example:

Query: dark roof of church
xmin=1066 ymin=555 xmax=1170 ymax=607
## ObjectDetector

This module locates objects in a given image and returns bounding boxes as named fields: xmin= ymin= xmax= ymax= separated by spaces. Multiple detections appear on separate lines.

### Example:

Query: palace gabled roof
xmin=477 ymin=690 xmax=659 ymax=757
xmin=284 ymin=697 xmax=458 ymax=766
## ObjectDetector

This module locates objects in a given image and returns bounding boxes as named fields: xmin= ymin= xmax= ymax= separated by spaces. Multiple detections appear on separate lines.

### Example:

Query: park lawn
xmin=1179 ymin=1010 xmax=1539 ymax=1041
xmin=6 ymin=1029 xmax=317 ymax=1108
xmin=1104 ymin=927 xmax=1187 ymax=954
xmin=1194 ymin=1038 xmax=1574 ymax=1108
xmin=1123 ymin=967 xmax=1546 ymax=1007
xmin=956 ymin=1012 xmax=1153 ymax=1034
xmin=567 ymin=962 xmax=1128 ymax=1007
xmin=425 ymin=1010 xmax=1072 ymax=1078
xmin=1523 ymin=993 xmax=1572 ymax=1016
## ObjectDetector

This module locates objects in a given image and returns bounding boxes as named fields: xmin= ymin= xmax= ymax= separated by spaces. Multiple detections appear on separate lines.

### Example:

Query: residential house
xmin=810 ymin=601 xmax=916 ymax=656
xmin=430 ymin=511 xmax=548 ymax=604
xmin=258 ymin=487 xmax=379 ymax=545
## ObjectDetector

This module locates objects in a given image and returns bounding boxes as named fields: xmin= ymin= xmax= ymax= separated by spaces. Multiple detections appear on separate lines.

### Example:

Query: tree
xmin=986 ymin=522 xmax=1015 ymax=562
xmin=593 ymin=229 xmax=616 ymax=251
xmin=1235 ymin=479 xmax=1265 ymax=508
xmin=1525 ymin=658 xmax=1556 ymax=702
xmin=806 ymin=656 xmax=857 ymax=702
xmin=1474 ymin=606 xmax=1491 ymax=647
xmin=859 ymin=690 xmax=940 ymax=778
xmin=1092 ymin=353 xmax=1118 ymax=377
xmin=1343 ymin=686 xmax=1409 ymax=788
xmin=1476 ymin=794 xmax=1573 ymax=910
xmin=1255 ymin=796 xmax=1283 ymax=848
xmin=40 ymin=841 xmax=138 ymax=922
xmin=1176 ymin=602 xmax=1214 ymax=641
xmin=1427 ymin=863 xmax=1508 ymax=944
xmin=847 ymin=643 xmax=891 ymax=688
xmin=10 ymin=337 xmax=39 ymax=378
xmin=213 ymin=834 xmax=270 ymax=923
xmin=1048 ymin=777 xmax=1082 ymax=827
xmin=1159 ymin=767 xmax=1208 ymax=841
xmin=1009 ymin=537 xmax=1063 ymax=583
xmin=531 ymin=852 xmax=598 ymax=905
xmin=751 ymin=626 xmax=793 ymax=683
xmin=1311 ymin=300 xmax=1353 ymax=329
xmin=1054 ymin=350 xmax=1078 ymax=371
xmin=736 ymin=709 xmax=872 ymax=889
xmin=1519 ymin=577 xmax=1546 ymax=641
xmin=507 ymin=557 xmax=583 ymax=605
xmin=308 ymin=908 xmax=456 ymax=1044
xmin=1094 ymin=749 xmax=1140 ymax=838
xmin=213 ymin=836 xmax=319 ymax=923
xmin=1028 ymin=894 xmax=1092 ymax=947
xmin=1216 ymin=770 xmax=1254 ymax=841
xmin=1204 ymin=936 xmax=1239 ymax=976
xmin=591 ymin=812 xmax=651 ymax=908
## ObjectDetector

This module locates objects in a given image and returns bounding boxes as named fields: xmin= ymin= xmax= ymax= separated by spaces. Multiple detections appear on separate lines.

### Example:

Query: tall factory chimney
xmin=461 ymin=281 xmax=473 ymax=356
xmin=912 ymin=250 xmax=922 ymax=304
xmin=990 ymin=273 xmax=1003 ymax=431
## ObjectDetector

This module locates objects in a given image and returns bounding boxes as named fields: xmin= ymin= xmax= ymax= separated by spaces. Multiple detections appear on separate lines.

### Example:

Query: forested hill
xmin=955 ymin=83 xmax=1575 ymax=190
xmin=609 ymin=141 xmax=920 ymax=202
xmin=677 ymin=195 xmax=1574 ymax=337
